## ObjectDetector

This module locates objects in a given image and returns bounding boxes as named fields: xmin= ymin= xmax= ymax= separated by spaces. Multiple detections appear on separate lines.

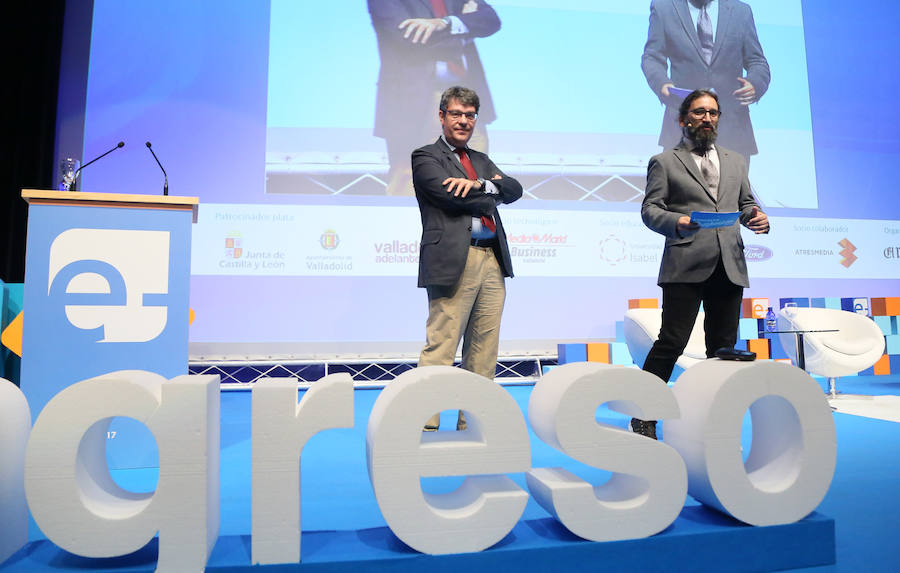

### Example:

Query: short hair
xmin=679 ymin=89 xmax=719 ymax=122
xmin=440 ymin=86 xmax=480 ymax=113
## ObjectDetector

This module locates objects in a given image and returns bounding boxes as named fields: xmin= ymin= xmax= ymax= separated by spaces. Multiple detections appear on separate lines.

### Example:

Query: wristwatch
xmin=441 ymin=17 xmax=451 ymax=27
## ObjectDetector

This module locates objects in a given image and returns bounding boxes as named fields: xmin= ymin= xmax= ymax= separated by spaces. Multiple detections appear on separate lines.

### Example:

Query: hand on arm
xmin=442 ymin=177 xmax=482 ymax=198
xmin=398 ymin=17 xmax=448 ymax=44
xmin=661 ymin=82 xmax=674 ymax=98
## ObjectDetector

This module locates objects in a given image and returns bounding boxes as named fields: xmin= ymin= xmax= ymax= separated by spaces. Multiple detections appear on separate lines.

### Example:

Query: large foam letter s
xmin=251 ymin=374 xmax=354 ymax=565
xmin=526 ymin=362 xmax=687 ymax=541
xmin=0 ymin=379 xmax=30 ymax=564
xmin=665 ymin=360 xmax=836 ymax=525
xmin=24 ymin=370 xmax=220 ymax=571
xmin=366 ymin=366 xmax=530 ymax=555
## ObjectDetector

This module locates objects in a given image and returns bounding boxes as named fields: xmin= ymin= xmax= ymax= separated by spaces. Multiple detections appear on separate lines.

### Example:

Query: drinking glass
xmin=59 ymin=157 xmax=80 ymax=191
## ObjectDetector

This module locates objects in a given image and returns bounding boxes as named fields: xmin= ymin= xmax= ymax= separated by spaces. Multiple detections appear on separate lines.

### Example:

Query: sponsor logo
xmin=320 ymin=229 xmax=340 ymax=250
xmin=744 ymin=244 xmax=773 ymax=262
xmin=374 ymin=240 xmax=419 ymax=264
xmin=48 ymin=229 xmax=170 ymax=343
xmin=308 ymin=229 xmax=351 ymax=272
xmin=599 ymin=235 xmax=627 ymax=265
xmin=838 ymin=238 xmax=857 ymax=268
xmin=225 ymin=232 xmax=243 ymax=259
xmin=508 ymin=233 xmax=567 ymax=245
xmin=509 ymin=232 xmax=565 ymax=262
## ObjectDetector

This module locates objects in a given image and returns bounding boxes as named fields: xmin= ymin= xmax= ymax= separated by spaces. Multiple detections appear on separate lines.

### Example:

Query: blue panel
xmin=780 ymin=297 xmax=810 ymax=308
xmin=21 ymin=203 xmax=192 ymax=468
xmin=615 ymin=320 xmax=625 ymax=343
xmin=885 ymin=335 xmax=900 ymax=355
xmin=738 ymin=318 xmax=760 ymax=341
xmin=874 ymin=316 xmax=894 ymax=336
xmin=609 ymin=342 xmax=633 ymax=366
xmin=557 ymin=343 xmax=587 ymax=364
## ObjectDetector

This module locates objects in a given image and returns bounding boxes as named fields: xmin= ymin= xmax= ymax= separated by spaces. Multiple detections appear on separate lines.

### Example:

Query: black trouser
xmin=642 ymin=258 xmax=743 ymax=383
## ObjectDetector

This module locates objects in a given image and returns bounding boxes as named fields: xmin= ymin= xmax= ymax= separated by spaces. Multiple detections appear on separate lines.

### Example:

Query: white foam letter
xmin=526 ymin=362 xmax=686 ymax=541
xmin=367 ymin=366 xmax=530 ymax=554
xmin=0 ymin=379 xmax=30 ymax=564
xmin=25 ymin=370 xmax=220 ymax=571
xmin=665 ymin=360 xmax=836 ymax=525
xmin=251 ymin=373 xmax=354 ymax=564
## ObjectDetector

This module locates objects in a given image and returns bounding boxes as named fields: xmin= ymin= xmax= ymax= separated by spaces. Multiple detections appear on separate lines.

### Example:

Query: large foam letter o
xmin=665 ymin=360 xmax=836 ymax=525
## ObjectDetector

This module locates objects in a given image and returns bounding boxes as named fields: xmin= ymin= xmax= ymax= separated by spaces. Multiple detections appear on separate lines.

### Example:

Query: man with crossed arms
xmin=412 ymin=86 xmax=522 ymax=432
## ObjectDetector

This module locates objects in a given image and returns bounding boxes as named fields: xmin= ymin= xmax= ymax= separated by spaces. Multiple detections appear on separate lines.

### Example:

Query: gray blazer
xmin=641 ymin=0 xmax=770 ymax=157
xmin=641 ymin=142 xmax=758 ymax=287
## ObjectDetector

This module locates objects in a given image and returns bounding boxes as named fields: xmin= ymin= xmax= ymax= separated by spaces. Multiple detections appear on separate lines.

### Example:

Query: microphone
xmin=72 ymin=141 xmax=125 ymax=191
xmin=145 ymin=141 xmax=169 ymax=196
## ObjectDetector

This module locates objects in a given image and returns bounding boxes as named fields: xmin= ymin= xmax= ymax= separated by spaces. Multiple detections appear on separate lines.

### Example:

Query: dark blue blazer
xmin=412 ymin=138 xmax=522 ymax=287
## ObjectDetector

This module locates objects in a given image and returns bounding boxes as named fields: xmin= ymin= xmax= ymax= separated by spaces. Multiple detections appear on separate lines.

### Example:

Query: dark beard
xmin=684 ymin=121 xmax=718 ymax=151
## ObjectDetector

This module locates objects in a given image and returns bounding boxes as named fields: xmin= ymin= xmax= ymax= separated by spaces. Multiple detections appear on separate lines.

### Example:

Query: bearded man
xmin=632 ymin=89 xmax=770 ymax=440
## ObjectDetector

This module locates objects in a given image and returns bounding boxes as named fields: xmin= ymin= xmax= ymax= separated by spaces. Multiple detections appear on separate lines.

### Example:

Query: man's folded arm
xmin=412 ymin=149 xmax=497 ymax=216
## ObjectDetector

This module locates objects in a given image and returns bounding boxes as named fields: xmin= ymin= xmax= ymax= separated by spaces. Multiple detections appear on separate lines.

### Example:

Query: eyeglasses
xmin=688 ymin=107 xmax=721 ymax=119
xmin=442 ymin=109 xmax=478 ymax=121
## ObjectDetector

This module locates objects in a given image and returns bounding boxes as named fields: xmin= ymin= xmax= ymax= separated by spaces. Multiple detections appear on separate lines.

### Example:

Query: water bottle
xmin=765 ymin=307 xmax=777 ymax=332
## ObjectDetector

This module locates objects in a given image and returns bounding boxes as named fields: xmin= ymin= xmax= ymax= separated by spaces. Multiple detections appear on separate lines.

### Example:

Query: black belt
xmin=470 ymin=237 xmax=498 ymax=247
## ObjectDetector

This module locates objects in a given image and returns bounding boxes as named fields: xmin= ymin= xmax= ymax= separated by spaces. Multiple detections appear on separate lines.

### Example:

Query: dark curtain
xmin=1 ymin=2 xmax=65 ymax=283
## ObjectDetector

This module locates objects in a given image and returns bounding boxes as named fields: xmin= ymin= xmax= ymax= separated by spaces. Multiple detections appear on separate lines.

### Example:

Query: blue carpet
xmin=7 ymin=375 xmax=900 ymax=571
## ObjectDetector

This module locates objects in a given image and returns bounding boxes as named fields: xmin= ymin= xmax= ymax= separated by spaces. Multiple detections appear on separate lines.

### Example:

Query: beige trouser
xmin=419 ymin=245 xmax=506 ymax=429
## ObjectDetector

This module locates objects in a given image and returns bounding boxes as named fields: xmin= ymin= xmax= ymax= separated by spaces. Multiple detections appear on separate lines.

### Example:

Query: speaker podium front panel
xmin=20 ymin=190 xmax=198 ymax=468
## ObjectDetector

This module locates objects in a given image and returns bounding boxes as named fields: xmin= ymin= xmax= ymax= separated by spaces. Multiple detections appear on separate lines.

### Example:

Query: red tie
xmin=430 ymin=0 xmax=448 ymax=17
xmin=454 ymin=148 xmax=496 ymax=232
xmin=429 ymin=0 xmax=467 ymax=78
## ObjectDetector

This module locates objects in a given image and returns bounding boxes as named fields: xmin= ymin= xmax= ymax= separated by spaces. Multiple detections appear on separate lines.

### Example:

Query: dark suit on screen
xmin=641 ymin=0 xmax=770 ymax=158
xmin=640 ymin=141 xmax=761 ymax=382
xmin=368 ymin=0 xmax=501 ymax=194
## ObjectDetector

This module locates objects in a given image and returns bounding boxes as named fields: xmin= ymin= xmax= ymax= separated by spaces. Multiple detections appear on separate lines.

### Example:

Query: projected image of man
xmin=641 ymin=0 xmax=770 ymax=162
xmin=414 ymin=86 xmax=522 ymax=431
xmin=368 ymin=0 xmax=501 ymax=196
xmin=633 ymin=89 xmax=769 ymax=440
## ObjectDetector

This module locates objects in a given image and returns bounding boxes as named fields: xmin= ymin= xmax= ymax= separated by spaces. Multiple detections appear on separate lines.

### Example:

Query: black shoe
xmin=630 ymin=418 xmax=658 ymax=440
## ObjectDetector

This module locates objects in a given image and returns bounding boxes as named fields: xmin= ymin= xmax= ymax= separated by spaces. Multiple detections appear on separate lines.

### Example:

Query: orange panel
xmin=587 ymin=343 xmax=610 ymax=363
xmin=746 ymin=338 xmax=770 ymax=360
xmin=871 ymin=297 xmax=900 ymax=316
xmin=873 ymin=354 xmax=891 ymax=375
xmin=1 ymin=311 xmax=23 ymax=357
xmin=628 ymin=298 xmax=659 ymax=309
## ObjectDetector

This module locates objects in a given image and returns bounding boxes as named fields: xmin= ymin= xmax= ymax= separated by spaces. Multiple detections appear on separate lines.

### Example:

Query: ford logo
xmin=744 ymin=245 xmax=773 ymax=261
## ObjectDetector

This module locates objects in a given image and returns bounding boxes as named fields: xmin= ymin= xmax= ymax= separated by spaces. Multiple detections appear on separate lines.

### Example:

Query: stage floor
xmin=5 ymin=375 xmax=900 ymax=572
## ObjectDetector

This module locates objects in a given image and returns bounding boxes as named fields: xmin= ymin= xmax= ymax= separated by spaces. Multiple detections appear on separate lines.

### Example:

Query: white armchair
xmin=777 ymin=307 xmax=885 ymax=398
xmin=623 ymin=308 xmax=706 ymax=379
